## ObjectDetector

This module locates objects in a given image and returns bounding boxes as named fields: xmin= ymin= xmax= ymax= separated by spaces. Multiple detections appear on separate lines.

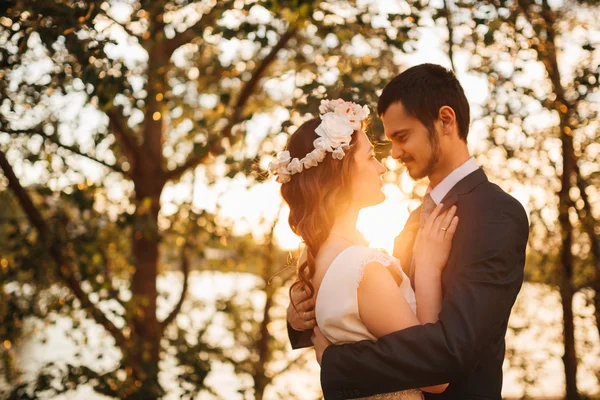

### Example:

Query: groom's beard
xmin=410 ymin=128 xmax=440 ymax=180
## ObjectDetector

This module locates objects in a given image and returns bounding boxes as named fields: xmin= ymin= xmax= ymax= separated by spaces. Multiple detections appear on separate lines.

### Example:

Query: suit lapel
xmin=399 ymin=168 xmax=489 ymax=286
xmin=439 ymin=168 xmax=488 ymax=212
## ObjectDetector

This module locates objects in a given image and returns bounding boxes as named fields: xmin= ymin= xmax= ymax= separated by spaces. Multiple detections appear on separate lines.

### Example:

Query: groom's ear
xmin=438 ymin=106 xmax=456 ymax=136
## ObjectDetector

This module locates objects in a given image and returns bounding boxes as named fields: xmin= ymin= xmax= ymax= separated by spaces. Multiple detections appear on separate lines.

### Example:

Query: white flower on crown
xmin=269 ymin=150 xmax=291 ymax=171
xmin=268 ymin=151 xmax=292 ymax=183
xmin=276 ymin=169 xmax=291 ymax=184
xmin=332 ymin=146 xmax=346 ymax=160
xmin=287 ymin=158 xmax=304 ymax=175
xmin=302 ymin=148 xmax=324 ymax=169
xmin=315 ymin=147 xmax=327 ymax=162
xmin=314 ymin=112 xmax=354 ymax=152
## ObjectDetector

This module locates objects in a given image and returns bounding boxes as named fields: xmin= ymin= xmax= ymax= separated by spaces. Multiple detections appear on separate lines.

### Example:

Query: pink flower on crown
xmin=319 ymin=98 xmax=346 ymax=114
xmin=333 ymin=102 xmax=370 ymax=131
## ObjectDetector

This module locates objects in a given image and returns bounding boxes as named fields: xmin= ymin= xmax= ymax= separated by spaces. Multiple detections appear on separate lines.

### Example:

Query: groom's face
xmin=381 ymin=101 xmax=440 ymax=180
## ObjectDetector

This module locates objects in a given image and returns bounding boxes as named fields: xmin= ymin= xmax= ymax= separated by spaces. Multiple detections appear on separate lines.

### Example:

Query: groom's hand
xmin=311 ymin=326 xmax=332 ymax=365
xmin=287 ymin=285 xmax=316 ymax=331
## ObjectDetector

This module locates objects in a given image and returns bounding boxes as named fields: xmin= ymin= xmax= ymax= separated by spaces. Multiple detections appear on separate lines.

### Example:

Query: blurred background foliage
xmin=0 ymin=0 xmax=598 ymax=399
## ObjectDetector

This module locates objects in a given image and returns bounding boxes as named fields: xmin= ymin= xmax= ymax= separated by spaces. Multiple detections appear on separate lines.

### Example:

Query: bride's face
xmin=349 ymin=130 xmax=387 ymax=209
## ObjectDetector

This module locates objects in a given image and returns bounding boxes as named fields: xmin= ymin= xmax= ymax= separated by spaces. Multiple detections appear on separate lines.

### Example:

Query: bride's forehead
xmin=354 ymin=130 xmax=371 ymax=148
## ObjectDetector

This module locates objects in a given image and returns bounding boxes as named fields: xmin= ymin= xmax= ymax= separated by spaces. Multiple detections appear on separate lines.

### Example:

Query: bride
xmin=269 ymin=99 xmax=459 ymax=399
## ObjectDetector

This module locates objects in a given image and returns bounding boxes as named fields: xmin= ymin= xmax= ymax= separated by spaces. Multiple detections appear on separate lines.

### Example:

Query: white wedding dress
xmin=315 ymin=245 xmax=424 ymax=400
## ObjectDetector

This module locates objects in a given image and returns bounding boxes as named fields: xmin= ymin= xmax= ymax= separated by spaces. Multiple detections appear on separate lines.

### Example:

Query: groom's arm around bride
xmin=319 ymin=181 xmax=528 ymax=399
xmin=289 ymin=181 xmax=529 ymax=399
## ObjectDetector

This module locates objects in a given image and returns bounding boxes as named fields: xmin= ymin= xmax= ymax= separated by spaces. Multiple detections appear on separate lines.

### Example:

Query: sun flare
xmin=275 ymin=184 xmax=411 ymax=255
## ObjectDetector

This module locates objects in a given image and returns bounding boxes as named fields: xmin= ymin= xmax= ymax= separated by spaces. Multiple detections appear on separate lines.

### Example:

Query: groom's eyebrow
xmin=390 ymin=129 xmax=410 ymax=139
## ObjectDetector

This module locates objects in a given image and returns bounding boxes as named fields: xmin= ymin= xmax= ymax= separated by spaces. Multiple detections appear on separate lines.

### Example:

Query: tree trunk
xmin=250 ymin=210 xmax=304 ymax=398
xmin=253 ymin=291 xmax=273 ymax=400
xmin=127 ymin=170 xmax=166 ymax=398
xmin=252 ymin=219 xmax=280 ymax=400
xmin=531 ymin=2 xmax=580 ymax=397
xmin=559 ymin=272 xmax=579 ymax=400
xmin=557 ymin=109 xmax=579 ymax=400
xmin=124 ymin=17 xmax=170 ymax=394
xmin=556 ymin=70 xmax=581 ymax=400
xmin=556 ymin=70 xmax=580 ymax=400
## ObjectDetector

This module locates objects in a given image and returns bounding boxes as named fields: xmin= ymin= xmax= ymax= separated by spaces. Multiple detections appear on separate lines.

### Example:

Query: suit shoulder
xmin=466 ymin=181 xmax=529 ymax=223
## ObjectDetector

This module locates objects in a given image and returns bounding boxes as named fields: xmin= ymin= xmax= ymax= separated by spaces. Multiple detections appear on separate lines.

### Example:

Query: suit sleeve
xmin=320 ymin=199 xmax=529 ymax=399
xmin=287 ymin=321 xmax=313 ymax=349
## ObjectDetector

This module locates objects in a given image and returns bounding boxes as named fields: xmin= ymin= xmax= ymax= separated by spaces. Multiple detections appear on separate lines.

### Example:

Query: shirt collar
xmin=427 ymin=157 xmax=479 ymax=205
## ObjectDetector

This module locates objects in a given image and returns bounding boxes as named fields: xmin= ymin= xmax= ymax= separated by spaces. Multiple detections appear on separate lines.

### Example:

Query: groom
xmin=286 ymin=63 xmax=529 ymax=399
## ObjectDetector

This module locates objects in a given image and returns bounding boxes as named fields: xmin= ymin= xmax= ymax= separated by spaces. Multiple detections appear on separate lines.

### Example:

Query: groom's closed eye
xmin=390 ymin=129 xmax=410 ymax=142
xmin=396 ymin=133 xmax=409 ymax=142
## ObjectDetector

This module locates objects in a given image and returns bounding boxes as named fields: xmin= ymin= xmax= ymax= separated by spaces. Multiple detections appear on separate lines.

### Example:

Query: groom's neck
xmin=428 ymin=149 xmax=471 ymax=189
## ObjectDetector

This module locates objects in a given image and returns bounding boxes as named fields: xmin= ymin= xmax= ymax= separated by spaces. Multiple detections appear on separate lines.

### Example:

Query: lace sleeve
xmin=356 ymin=250 xmax=400 ymax=288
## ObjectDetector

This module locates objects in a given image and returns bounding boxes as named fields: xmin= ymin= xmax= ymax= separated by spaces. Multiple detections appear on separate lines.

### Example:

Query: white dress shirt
xmin=427 ymin=157 xmax=479 ymax=205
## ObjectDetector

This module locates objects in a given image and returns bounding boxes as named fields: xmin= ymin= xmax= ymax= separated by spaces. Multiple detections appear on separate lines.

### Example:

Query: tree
xmin=452 ymin=0 xmax=600 ymax=397
xmin=0 ymin=0 xmax=431 ymax=397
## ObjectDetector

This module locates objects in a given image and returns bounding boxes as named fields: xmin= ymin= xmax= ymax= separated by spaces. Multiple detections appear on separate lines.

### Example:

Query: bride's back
xmin=311 ymin=239 xmax=355 ymax=297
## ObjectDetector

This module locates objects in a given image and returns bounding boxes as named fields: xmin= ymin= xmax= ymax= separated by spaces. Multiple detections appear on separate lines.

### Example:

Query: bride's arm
xmin=414 ymin=204 xmax=458 ymax=392
xmin=358 ymin=263 xmax=448 ymax=394
xmin=414 ymin=205 xmax=459 ymax=324
xmin=358 ymin=204 xmax=458 ymax=394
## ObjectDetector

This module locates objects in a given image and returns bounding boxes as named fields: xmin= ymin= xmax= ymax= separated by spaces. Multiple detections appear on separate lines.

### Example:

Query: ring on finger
xmin=440 ymin=227 xmax=447 ymax=231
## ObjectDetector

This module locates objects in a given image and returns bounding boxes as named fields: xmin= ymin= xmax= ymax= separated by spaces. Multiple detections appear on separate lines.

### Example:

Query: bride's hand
xmin=413 ymin=203 xmax=459 ymax=274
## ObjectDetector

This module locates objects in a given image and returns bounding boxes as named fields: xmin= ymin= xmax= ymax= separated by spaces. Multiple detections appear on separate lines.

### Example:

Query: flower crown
xmin=268 ymin=99 xmax=370 ymax=183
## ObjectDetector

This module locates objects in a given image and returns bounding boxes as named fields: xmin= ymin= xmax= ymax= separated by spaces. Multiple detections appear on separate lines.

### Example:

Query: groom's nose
xmin=391 ymin=144 xmax=405 ymax=160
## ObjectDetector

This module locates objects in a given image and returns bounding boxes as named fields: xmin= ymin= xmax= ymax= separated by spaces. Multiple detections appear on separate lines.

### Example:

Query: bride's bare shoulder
xmin=312 ymin=243 xmax=364 ymax=289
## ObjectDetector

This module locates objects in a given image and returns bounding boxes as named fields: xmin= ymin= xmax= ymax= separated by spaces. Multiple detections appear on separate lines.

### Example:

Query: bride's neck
xmin=330 ymin=209 xmax=360 ymax=237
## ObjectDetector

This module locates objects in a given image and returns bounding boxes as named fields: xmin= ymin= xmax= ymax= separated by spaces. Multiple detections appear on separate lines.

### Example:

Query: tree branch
xmin=165 ymin=26 xmax=297 ymax=182
xmin=575 ymin=165 xmax=600 ymax=260
xmin=574 ymin=163 xmax=600 ymax=323
xmin=159 ymin=3 xmax=228 ymax=58
xmin=4 ymin=127 xmax=126 ymax=175
xmin=98 ymin=12 xmax=136 ymax=38
xmin=164 ymin=141 xmax=213 ymax=182
xmin=230 ymin=27 xmax=297 ymax=125
xmin=105 ymin=107 xmax=139 ymax=170
xmin=272 ymin=349 xmax=312 ymax=376
xmin=443 ymin=0 xmax=456 ymax=71
xmin=0 ymin=149 xmax=127 ymax=350
xmin=161 ymin=244 xmax=190 ymax=329
xmin=0 ymin=147 xmax=155 ymax=382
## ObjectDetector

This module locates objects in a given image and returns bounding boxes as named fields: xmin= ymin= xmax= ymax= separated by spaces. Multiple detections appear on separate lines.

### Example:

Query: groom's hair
xmin=377 ymin=63 xmax=470 ymax=141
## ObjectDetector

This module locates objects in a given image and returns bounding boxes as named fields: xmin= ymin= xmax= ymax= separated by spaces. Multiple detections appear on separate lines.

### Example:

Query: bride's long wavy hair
xmin=280 ymin=117 xmax=360 ymax=310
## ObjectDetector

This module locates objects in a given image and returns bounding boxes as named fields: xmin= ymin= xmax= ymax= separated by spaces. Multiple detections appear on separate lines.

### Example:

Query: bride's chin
xmin=368 ymin=193 xmax=386 ymax=208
